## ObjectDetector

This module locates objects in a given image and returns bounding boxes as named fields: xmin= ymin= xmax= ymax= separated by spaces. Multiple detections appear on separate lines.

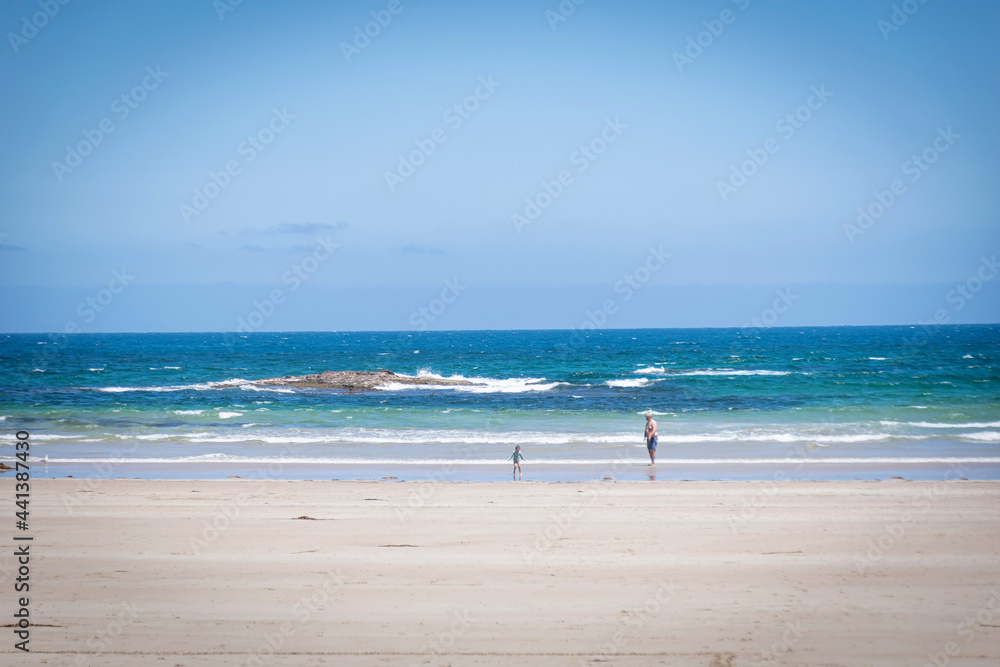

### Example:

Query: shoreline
xmin=18 ymin=458 xmax=1000 ymax=482
xmin=6 ymin=479 xmax=1000 ymax=665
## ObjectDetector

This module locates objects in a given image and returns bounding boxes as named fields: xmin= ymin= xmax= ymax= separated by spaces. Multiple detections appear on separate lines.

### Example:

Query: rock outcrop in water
xmin=237 ymin=369 xmax=475 ymax=392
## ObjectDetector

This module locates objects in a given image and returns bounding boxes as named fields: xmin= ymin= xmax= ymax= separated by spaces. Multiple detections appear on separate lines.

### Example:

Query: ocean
xmin=2 ymin=326 xmax=999 ymax=481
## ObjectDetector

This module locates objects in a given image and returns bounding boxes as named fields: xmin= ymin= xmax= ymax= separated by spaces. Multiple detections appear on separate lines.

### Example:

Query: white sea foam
xmin=961 ymin=432 xmax=1000 ymax=441
xmin=38 ymin=456 xmax=1000 ymax=466
xmin=158 ymin=431 xmax=644 ymax=446
xmin=606 ymin=379 xmax=653 ymax=388
xmin=128 ymin=433 xmax=186 ymax=441
xmin=880 ymin=420 xmax=1000 ymax=429
xmin=652 ymin=432 xmax=911 ymax=444
xmin=673 ymin=369 xmax=791 ymax=377
xmin=3 ymin=430 xmax=626 ymax=446
xmin=0 ymin=434 xmax=77 ymax=443
xmin=14 ymin=428 xmax=939 ymax=447
xmin=218 ymin=412 xmax=244 ymax=419
xmin=96 ymin=378 xmax=253 ymax=393
xmin=172 ymin=410 xmax=205 ymax=415
xmin=378 ymin=371 xmax=561 ymax=394
xmin=238 ymin=384 xmax=295 ymax=394
xmin=639 ymin=367 xmax=791 ymax=377
xmin=962 ymin=354 xmax=974 ymax=359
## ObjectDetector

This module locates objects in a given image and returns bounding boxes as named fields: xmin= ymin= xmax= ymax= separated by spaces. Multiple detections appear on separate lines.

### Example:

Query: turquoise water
xmin=1 ymin=326 xmax=998 ymax=479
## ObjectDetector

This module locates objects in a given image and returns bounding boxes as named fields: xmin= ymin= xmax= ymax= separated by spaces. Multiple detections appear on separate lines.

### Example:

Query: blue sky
xmin=1 ymin=0 xmax=998 ymax=331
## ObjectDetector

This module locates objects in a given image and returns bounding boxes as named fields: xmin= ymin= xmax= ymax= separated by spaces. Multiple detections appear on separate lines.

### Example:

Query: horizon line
xmin=3 ymin=322 xmax=998 ymax=336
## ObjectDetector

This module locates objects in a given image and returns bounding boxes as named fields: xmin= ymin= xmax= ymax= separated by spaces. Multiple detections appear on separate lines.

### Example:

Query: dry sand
xmin=3 ymin=479 xmax=999 ymax=666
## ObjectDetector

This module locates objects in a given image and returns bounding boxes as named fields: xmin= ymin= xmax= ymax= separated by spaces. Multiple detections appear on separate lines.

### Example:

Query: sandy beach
xmin=4 ymin=479 xmax=1000 ymax=666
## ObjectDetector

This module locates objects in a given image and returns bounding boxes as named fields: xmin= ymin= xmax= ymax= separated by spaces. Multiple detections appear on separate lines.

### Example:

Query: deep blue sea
xmin=2 ymin=326 xmax=999 ymax=480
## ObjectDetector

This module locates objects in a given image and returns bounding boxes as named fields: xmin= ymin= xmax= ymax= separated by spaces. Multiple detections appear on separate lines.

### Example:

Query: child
xmin=508 ymin=445 xmax=525 ymax=480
